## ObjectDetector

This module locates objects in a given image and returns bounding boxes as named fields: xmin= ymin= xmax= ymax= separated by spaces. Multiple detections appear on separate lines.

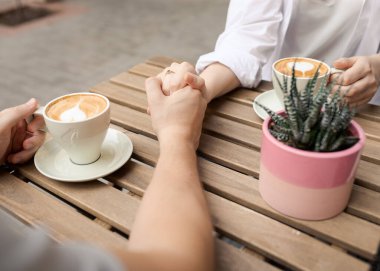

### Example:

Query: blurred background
xmin=0 ymin=0 xmax=228 ymax=109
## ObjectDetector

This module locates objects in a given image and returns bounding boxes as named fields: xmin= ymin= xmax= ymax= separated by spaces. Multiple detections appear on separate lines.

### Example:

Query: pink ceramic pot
xmin=259 ymin=117 xmax=365 ymax=220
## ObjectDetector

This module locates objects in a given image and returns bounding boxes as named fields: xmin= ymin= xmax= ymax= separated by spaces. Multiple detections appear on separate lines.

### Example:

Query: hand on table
xmin=145 ymin=76 xmax=207 ymax=150
xmin=0 ymin=99 xmax=45 ymax=165
xmin=332 ymin=55 xmax=380 ymax=106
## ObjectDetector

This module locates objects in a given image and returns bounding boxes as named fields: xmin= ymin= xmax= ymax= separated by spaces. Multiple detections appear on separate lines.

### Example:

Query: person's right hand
xmin=0 ymin=99 xmax=45 ymax=165
xmin=145 ymin=77 xmax=207 ymax=150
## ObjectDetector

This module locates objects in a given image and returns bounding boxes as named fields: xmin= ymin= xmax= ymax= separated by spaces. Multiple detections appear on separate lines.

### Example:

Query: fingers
xmin=338 ymin=58 xmax=371 ymax=86
xmin=23 ymin=130 xmax=45 ymax=150
xmin=0 ymin=98 xmax=38 ymax=130
xmin=160 ymin=62 xmax=196 ymax=95
xmin=7 ymin=145 xmax=39 ymax=164
xmin=27 ymin=114 xmax=45 ymax=133
xmin=159 ymin=67 xmax=175 ymax=96
xmin=333 ymin=57 xmax=356 ymax=70
xmin=145 ymin=77 xmax=164 ymax=109
xmin=185 ymin=73 xmax=205 ymax=90
xmin=352 ymin=94 xmax=374 ymax=107
xmin=11 ymin=120 xmax=27 ymax=153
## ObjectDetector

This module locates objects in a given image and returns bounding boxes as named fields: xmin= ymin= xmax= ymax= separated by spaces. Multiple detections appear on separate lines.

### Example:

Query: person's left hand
xmin=332 ymin=55 xmax=380 ymax=106
xmin=0 ymin=99 xmax=45 ymax=165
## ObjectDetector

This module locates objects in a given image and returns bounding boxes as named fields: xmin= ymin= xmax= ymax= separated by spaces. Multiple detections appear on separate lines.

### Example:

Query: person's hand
xmin=159 ymin=62 xmax=202 ymax=95
xmin=145 ymin=77 xmax=207 ymax=150
xmin=0 ymin=99 xmax=45 ymax=165
xmin=332 ymin=55 xmax=380 ymax=106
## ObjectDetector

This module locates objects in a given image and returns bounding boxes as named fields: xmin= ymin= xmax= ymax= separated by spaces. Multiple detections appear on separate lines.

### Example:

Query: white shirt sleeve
xmin=196 ymin=0 xmax=283 ymax=88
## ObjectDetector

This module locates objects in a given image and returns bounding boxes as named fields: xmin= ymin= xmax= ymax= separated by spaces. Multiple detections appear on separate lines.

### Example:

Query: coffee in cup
xmin=272 ymin=57 xmax=332 ymax=105
xmin=46 ymin=94 xmax=107 ymax=122
xmin=274 ymin=58 xmax=329 ymax=78
xmin=37 ymin=92 xmax=110 ymax=165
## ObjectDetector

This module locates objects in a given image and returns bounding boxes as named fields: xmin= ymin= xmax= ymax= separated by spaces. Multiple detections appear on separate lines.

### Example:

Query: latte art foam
xmin=59 ymin=102 xmax=87 ymax=122
xmin=275 ymin=58 xmax=329 ymax=78
xmin=46 ymin=94 xmax=107 ymax=122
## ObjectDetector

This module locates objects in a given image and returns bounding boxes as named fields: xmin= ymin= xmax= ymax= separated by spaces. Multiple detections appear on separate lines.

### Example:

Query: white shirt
xmin=196 ymin=0 xmax=380 ymax=105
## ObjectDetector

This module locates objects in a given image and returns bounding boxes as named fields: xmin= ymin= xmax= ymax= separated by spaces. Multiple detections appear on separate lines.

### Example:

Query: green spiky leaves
xmin=256 ymin=61 xmax=359 ymax=152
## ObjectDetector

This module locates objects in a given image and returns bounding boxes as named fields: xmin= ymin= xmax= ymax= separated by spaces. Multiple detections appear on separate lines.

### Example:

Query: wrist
xmin=158 ymin=128 xmax=196 ymax=152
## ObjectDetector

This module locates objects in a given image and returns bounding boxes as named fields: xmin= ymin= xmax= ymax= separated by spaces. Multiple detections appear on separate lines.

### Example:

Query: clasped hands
xmin=145 ymin=62 xmax=207 ymax=151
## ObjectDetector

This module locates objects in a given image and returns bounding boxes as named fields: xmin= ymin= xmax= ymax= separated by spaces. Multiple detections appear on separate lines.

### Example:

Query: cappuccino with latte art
xmin=272 ymin=57 xmax=333 ymax=106
xmin=274 ymin=57 xmax=329 ymax=78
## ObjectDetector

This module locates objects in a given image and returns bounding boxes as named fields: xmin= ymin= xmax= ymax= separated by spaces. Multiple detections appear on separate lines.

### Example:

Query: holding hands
xmin=332 ymin=55 xmax=380 ymax=106
xmin=146 ymin=62 xmax=209 ymax=149
xmin=146 ymin=75 xmax=207 ymax=150
xmin=158 ymin=62 xmax=207 ymax=97
xmin=0 ymin=99 xmax=45 ymax=165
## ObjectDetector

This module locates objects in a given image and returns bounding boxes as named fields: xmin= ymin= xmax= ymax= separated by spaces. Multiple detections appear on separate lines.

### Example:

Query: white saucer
xmin=253 ymin=89 xmax=284 ymax=120
xmin=34 ymin=128 xmax=133 ymax=182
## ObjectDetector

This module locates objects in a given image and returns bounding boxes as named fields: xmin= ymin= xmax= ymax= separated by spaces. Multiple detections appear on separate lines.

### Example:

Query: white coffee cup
xmin=272 ymin=57 xmax=343 ymax=105
xmin=36 ymin=92 xmax=110 ymax=165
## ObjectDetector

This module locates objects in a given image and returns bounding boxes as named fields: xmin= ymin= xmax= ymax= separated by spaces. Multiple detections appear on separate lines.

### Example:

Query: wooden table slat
xmin=216 ymin=239 xmax=281 ymax=271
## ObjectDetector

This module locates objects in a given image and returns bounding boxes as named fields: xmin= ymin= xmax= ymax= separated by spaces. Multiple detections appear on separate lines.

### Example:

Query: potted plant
xmin=255 ymin=66 xmax=366 ymax=220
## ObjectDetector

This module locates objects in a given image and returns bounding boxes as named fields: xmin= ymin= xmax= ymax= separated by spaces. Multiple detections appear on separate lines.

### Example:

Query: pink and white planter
xmin=259 ymin=117 xmax=366 ymax=220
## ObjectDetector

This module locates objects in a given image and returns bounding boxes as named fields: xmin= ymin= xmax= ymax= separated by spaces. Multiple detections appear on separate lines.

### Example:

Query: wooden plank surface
xmin=91 ymin=81 xmax=380 ymax=192
xmin=0 ymin=172 xmax=129 ymax=250
xmin=111 ymin=128 xmax=380 ymax=261
xmin=13 ymin=165 xmax=279 ymax=271
xmin=104 ymin=136 xmax=371 ymax=271
xmin=3 ymin=56 xmax=378 ymax=271
xmin=12 ymin=131 xmax=375 ymax=269
xmin=108 ymin=69 xmax=380 ymax=153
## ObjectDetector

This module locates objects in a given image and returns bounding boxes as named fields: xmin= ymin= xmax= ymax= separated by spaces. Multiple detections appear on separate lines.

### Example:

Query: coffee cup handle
xmin=330 ymin=67 xmax=345 ymax=75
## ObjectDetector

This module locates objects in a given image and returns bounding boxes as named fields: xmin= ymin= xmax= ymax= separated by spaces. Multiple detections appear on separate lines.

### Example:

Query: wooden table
xmin=1 ymin=56 xmax=380 ymax=271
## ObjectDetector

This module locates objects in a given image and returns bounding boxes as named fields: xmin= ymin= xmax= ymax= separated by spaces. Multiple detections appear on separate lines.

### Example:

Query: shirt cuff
xmin=196 ymin=49 xmax=262 ymax=88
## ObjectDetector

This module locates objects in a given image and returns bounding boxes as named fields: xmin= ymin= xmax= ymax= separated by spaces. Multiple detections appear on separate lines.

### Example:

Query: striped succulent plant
xmin=256 ymin=63 xmax=359 ymax=152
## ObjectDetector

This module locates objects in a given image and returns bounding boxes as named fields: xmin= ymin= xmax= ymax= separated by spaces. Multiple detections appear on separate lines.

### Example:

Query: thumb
xmin=184 ymin=72 xmax=205 ymax=90
xmin=0 ymin=98 xmax=38 ymax=129
xmin=333 ymin=57 xmax=357 ymax=70
xmin=145 ymin=77 xmax=164 ymax=107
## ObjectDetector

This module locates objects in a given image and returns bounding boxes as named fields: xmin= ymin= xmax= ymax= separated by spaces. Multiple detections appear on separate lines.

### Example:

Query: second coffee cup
xmin=272 ymin=57 xmax=340 ymax=105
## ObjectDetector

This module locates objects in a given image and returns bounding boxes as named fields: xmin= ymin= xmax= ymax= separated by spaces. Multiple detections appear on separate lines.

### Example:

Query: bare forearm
xmin=200 ymin=63 xmax=240 ymax=103
xmin=128 ymin=139 xmax=213 ymax=271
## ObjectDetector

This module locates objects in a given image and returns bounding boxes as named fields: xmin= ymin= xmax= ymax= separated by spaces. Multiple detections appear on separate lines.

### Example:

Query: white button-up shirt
xmin=196 ymin=0 xmax=380 ymax=104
